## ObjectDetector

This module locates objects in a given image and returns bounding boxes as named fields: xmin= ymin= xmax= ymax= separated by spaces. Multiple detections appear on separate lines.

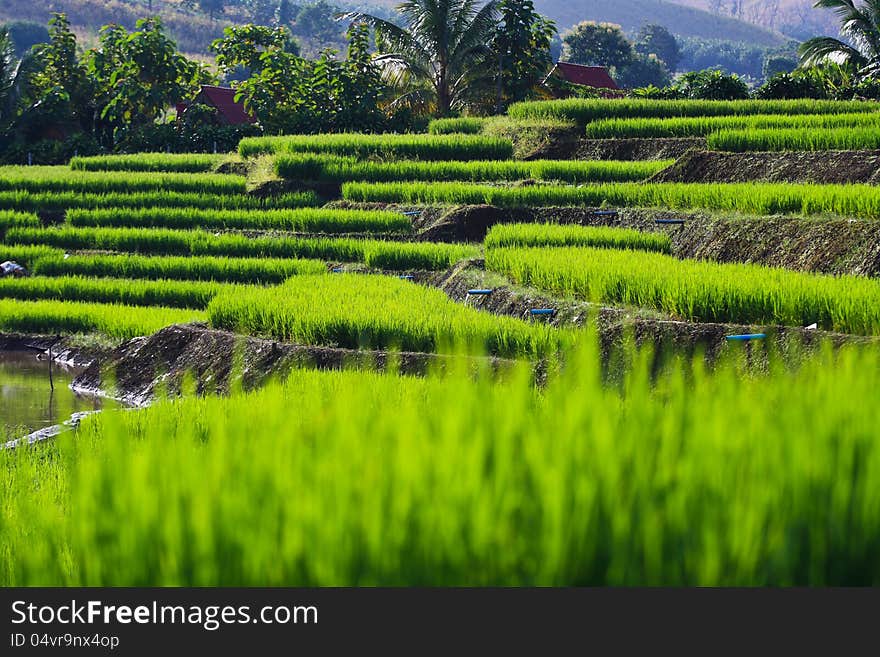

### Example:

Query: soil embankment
xmin=652 ymin=149 xmax=880 ymax=184
xmin=71 ymin=323 xmax=513 ymax=406
xmin=410 ymin=205 xmax=880 ymax=276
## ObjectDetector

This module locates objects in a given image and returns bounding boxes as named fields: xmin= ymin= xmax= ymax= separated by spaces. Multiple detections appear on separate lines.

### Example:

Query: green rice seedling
xmin=584 ymin=112 xmax=880 ymax=138
xmin=0 ymin=245 xmax=63 ymax=268
xmin=0 ymin=211 xmax=40 ymax=233
xmin=207 ymin=274 xmax=562 ymax=356
xmin=428 ymin=117 xmax=486 ymax=134
xmin=0 ymin=276 xmax=227 ymax=309
xmin=486 ymin=245 xmax=880 ymax=334
xmin=8 ymin=227 xmax=477 ymax=269
xmin=5 ymin=339 xmax=880 ymax=585
xmin=0 ymin=166 xmax=245 ymax=195
xmin=0 ymin=298 xmax=204 ymax=338
xmin=69 ymin=153 xmax=227 ymax=173
xmin=275 ymin=154 xmax=669 ymax=184
xmin=507 ymin=98 xmax=880 ymax=126
xmin=708 ymin=126 xmax=880 ymax=152
xmin=66 ymin=207 xmax=412 ymax=234
xmin=32 ymin=253 xmax=326 ymax=284
xmin=0 ymin=190 xmax=318 ymax=213
xmin=342 ymin=180 xmax=880 ymax=218
xmin=238 ymin=133 xmax=514 ymax=160
xmin=484 ymin=223 xmax=671 ymax=253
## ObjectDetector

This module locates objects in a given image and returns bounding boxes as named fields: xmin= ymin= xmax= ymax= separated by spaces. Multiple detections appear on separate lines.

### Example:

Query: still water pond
xmin=0 ymin=351 xmax=101 ymax=440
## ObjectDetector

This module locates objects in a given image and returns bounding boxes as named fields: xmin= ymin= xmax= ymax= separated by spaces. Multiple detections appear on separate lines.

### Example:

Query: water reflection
xmin=0 ymin=351 xmax=101 ymax=440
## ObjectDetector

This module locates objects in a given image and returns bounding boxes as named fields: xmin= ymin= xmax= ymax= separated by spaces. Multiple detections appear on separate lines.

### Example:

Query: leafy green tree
xmin=561 ymin=21 xmax=632 ymax=70
xmin=799 ymin=0 xmax=880 ymax=76
xmin=756 ymin=71 xmax=827 ymax=98
xmin=634 ymin=24 xmax=680 ymax=72
xmin=87 ymin=18 xmax=211 ymax=144
xmin=492 ymin=0 xmax=556 ymax=108
xmin=212 ymin=22 xmax=387 ymax=133
xmin=340 ymin=0 xmax=500 ymax=116
xmin=3 ymin=21 xmax=50 ymax=57
xmin=616 ymin=54 xmax=670 ymax=89
xmin=676 ymin=69 xmax=750 ymax=99
xmin=29 ymin=14 xmax=94 ymax=133
xmin=763 ymin=54 xmax=797 ymax=79
xmin=276 ymin=0 xmax=295 ymax=26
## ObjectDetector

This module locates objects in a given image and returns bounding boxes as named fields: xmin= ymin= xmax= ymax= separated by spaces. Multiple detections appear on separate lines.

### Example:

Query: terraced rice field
xmin=5 ymin=96 xmax=880 ymax=586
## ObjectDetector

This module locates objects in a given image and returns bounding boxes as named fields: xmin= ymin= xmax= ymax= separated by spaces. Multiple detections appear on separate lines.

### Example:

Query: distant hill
xmin=670 ymin=0 xmax=838 ymax=40
xmin=0 ymin=0 xmax=234 ymax=55
xmin=2 ymin=0 xmax=791 ymax=57
xmin=531 ymin=0 xmax=788 ymax=46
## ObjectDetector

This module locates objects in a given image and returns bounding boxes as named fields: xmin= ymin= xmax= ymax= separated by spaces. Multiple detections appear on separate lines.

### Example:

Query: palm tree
xmin=799 ymin=0 xmax=880 ymax=76
xmin=0 ymin=29 xmax=39 ymax=132
xmin=339 ymin=0 xmax=498 ymax=116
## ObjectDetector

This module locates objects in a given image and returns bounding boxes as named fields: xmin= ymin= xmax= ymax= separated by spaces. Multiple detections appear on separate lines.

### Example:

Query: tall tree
xmin=87 ymin=18 xmax=210 ymax=143
xmin=492 ymin=0 xmax=556 ymax=108
xmin=339 ymin=0 xmax=499 ymax=116
xmin=799 ymin=0 xmax=880 ymax=76
xmin=635 ymin=24 xmax=680 ymax=73
xmin=561 ymin=21 xmax=632 ymax=70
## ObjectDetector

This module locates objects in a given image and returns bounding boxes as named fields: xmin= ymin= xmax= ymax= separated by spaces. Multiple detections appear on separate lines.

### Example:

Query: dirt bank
xmin=403 ymin=205 xmax=880 ymax=277
xmin=573 ymin=138 xmax=706 ymax=161
xmin=72 ymin=323 xmax=513 ymax=406
xmin=652 ymin=149 xmax=880 ymax=184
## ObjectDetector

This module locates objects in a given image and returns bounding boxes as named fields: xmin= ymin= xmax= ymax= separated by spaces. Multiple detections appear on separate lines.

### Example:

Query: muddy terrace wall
xmin=652 ymin=149 xmax=880 ymax=184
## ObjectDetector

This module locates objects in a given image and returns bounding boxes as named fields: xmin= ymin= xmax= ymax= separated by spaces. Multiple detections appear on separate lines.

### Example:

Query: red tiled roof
xmin=196 ymin=85 xmax=256 ymax=125
xmin=549 ymin=62 xmax=619 ymax=90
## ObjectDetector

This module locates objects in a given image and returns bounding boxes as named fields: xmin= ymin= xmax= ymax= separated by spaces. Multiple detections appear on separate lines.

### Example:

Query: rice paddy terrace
xmin=4 ymin=98 xmax=880 ymax=586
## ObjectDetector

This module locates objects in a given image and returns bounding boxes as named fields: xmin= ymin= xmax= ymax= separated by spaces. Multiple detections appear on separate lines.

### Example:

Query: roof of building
xmin=195 ymin=85 xmax=256 ymax=125
xmin=547 ymin=62 xmax=619 ymax=90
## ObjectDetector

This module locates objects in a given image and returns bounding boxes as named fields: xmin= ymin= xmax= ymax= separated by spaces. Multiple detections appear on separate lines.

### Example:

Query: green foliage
xmin=799 ymin=0 xmax=880 ymax=76
xmin=707 ymin=126 xmax=880 ymax=152
xmin=492 ymin=0 xmax=556 ymax=108
xmin=561 ymin=21 xmax=632 ymax=69
xmin=0 ymin=276 xmax=226 ymax=309
xmin=0 ymin=244 xmax=61 ymax=268
xmin=33 ymin=253 xmax=326 ymax=284
xmin=763 ymin=54 xmax=798 ymax=79
xmin=239 ymin=132 xmax=514 ymax=159
xmin=340 ymin=0 xmax=500 ymax=116
xmin=211 ymin=22 xmax=388 ymax=134
xmin=0 ymin=298 xmax=204 ymax=338
xmin=86 ymin=17 xmax=212 ymax=146
xmin=487 ymin=245 xmax=880 ymax=334
xmin=428 ymin=117 xmax=486 ymax=134
xmin=635 ymin=24 xmax=680 ymax=72
xmin=8 ymin=226 xmax=477 ymax=269
xmin=275 ymin=153 xmax=669 ymax=183
xmin=207 ymin=273 xmax=562 ymax=355
xmin=0 ymin=166 xmax=245 ymax=195
xmin=674 ymin=69 xmax=750 ymax=100
xmin=484 ymin=223 xmax=671 ymax=252
xmin=0 ymin=190 xmax=315 ymax=213
xmin=507 ymin=98 xmax=877 ymax=125
xmin=584 ymin=112 xmax=880 ymax=138
xmin=66 ymin=207 xmax=413 ymax=234
xmin=615 ymin=54 xmax=670 ymax=90
xmin=69 ymin=153 xmax=228 ymax=173
xmin=0 ymin=210 xmax=40 ymax=233
xmin=341 ymin=180 xmax=880 ymax=219
xmin=2 ymin=21 xmax=49 ymax=56
xmin=6 ymin=344 xmax=880 ymax=584
xmin=756 ymin=72 xmax=828 ymax=100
